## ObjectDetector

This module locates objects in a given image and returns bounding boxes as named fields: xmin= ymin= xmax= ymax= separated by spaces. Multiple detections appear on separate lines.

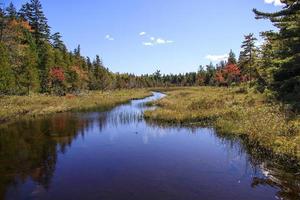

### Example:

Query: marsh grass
xmin=0 ymin=89 xmax=151 ymax=124
xmin=145 ymin=87 xmax=300 ymax=159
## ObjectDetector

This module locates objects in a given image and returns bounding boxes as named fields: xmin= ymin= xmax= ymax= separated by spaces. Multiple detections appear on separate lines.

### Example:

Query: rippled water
xmin=0 ymin=92 xmax=299 ymax=200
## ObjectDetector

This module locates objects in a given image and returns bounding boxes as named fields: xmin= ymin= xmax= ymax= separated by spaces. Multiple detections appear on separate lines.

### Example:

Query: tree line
xmin=0 ymin=0 xmax=299 ymax=106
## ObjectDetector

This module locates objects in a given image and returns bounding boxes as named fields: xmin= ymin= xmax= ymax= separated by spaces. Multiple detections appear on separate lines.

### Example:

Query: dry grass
xmin=0 ymin=89 xmax=151 ymax=123
xmin=145 ymin=87 xmax=300 ymax=158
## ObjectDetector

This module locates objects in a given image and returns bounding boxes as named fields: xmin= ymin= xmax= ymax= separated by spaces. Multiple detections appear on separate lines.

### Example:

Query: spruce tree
xmin=228 ymin=49 xmax=237 ymax=64
xmin=0 ymin=42 xmax=15 ymax=94
xmin=74 ymin=45 xmax=81 ymax=58
xmin=239 ymin=33 xmax=257 ymax=86
xmin=253 ymin=0 xmax=300 ymax=102
xmin=19 ymin=0 xmax=50 ymax=44
xmin=0 ymin=4 xmax=5 ymax=42
xmin=6 ymin=2 xmax=17 ymax=20
xmin=51 ymin=32 xmax=66 ymax=51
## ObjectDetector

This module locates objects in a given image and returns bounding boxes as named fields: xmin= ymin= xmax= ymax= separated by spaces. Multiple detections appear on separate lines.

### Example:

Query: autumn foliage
xmin=215 ymin=63 xmax=241 ymax=86
xmin=50 ymin=68 xmax=65 ymax=82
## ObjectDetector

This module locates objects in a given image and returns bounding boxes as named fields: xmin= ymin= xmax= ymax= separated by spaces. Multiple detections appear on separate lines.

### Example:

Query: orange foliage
xmin=70 ymin=66 xmax=89 ymax=81
xmin=223 ymin=63 xmax=240 ymax=76
xmin=215 ymin=63 xmax=241 ymax=85
xmin=215 ymin=71 xmax=226 ymax=84
xmin=50 ymin=67 xmax=65 ymax=82
xmin=8 ymin=19 xmax=33 ymax=32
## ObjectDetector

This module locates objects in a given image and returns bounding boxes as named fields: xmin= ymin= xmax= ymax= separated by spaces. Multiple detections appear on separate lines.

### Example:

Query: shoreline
xmin=0 ymin=89 xmax=152 ymax=125
xmin=144 ymin=87 xmax=300 ymax=162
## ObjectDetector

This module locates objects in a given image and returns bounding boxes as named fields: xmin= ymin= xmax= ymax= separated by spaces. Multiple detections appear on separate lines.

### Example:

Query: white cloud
xmin=155 ymin=38 xmax=174 ymax=44
xmin=142 ymin=35 xmax=174 ymax=46
xmin=139 ymin=32 xmax=147 ymax=36
xmin=143 ymin=42 xmax=153 ymax=46
xmin=156 ymin=38 xmax=166 ymax=44
xmin=105 ymin=34 xmax=114 ymax=41
xmin=264 ymin=0 xmax=284 ymax=6
xmin=205 ymin=54 xmax=228 ymax=62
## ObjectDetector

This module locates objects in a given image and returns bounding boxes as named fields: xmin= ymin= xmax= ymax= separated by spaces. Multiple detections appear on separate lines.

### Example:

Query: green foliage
xmin=228 ymin=49 xmax=237 ymax=64
xmin=19 ymin=0 xmax=50 ymax=44
xmin=239 ymin=33 xmax=258 ymax=85
xmin=0 ymin=43 xmax=15 ymax=94
xmin=253 ymin=1 xmax=300 ymax=104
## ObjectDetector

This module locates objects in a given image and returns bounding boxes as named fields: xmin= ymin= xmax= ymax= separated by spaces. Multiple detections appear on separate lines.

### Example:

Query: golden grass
xmin=0 ymin=89 xmax=151 ymax=123
xmin=145 ymin=87 xmax=300 ymax=158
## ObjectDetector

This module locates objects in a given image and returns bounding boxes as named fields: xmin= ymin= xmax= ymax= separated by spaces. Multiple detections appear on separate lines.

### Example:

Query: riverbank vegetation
xmin=0 ymin=0 xmax=299 ymax=158
xmin=145 ymin=87 xmax=300 ymax=160
xmin=1 ymin=1 xmax=299 ymax=112
xmin=0 ymin=89 xmax=150 ymax=123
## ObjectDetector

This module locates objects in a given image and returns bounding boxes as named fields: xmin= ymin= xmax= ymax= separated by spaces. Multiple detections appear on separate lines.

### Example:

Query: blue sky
xmin=4 ymin=0 xmax=283 ymax=74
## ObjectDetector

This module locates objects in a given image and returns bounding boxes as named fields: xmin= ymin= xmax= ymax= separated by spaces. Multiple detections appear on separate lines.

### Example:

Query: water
xmin=0 ymin=92 xmax=299 ymax=200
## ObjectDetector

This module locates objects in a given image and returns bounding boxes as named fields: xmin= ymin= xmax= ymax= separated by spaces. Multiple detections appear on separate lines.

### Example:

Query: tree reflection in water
xmin=0 ymin=93 xmax=299 ymax=200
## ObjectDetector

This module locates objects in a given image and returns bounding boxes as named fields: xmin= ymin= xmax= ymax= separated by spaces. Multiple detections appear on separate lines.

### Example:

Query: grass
xmin=0 ymin=89 xmax=151 ymax=124
xmin=144 ymin=87 xmax=300 ymax=159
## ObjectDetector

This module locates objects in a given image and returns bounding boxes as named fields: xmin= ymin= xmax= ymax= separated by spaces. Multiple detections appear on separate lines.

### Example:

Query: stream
xmin=0 ymin=92 xmax=299 ymax=200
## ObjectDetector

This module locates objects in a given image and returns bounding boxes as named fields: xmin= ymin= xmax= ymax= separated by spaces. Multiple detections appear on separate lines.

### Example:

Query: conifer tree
xmin=0 ymin=4 xmax=5 ymax=42
xmin=74 ymin=45 xmax=81 ymax=58
xmin=0 ymin=42 xmax=15 ymax=94
xmin=19 ymin=0 xmax=50 ymax=44
xmin=228 ymin=49 xmax=237 ymax=64
xmin=51 ymin=32 xmax=66 ymax=51
xmin=253 ymin=0 xmax=300 ymax=101
xmin=6 ymin=2 xmax=17 ymax=20
xmin=239 ymin=33 xmax=257 ymax=86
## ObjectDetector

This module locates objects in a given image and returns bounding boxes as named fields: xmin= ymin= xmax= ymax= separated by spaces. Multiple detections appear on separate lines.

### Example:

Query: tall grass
xmin=145 ymin=87 xmax=300 ymax=159
xmin=0 ymin=89 xmax=151 ymax=123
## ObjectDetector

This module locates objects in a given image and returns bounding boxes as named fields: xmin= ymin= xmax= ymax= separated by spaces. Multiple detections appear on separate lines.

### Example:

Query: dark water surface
xmin=0 ymin=92 xmax=299 ymax=200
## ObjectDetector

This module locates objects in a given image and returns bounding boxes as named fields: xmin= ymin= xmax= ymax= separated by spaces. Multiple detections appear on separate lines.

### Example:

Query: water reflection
xmin=0 ymin=92 xmax=299 ymax=200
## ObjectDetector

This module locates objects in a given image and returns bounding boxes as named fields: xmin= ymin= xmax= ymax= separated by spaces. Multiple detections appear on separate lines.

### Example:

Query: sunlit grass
xmin=145 ymin=87 xmax=300 ymax=158
xmin=0 ymin=89 xmax=151 ymax=123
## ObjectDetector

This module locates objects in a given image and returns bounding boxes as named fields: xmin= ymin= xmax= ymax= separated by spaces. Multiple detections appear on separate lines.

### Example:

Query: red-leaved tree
xmin=49 ymin=67 xmax=65 ymax=95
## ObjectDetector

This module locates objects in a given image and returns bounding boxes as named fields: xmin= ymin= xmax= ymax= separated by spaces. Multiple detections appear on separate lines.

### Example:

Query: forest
xmin=0 ymin=0 xmax=299 ymax=111
xmin=0 ymin=1 xmax=300 ymax=199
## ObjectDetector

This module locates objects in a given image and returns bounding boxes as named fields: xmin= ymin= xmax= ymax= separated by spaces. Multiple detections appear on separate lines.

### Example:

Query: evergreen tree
xmin=74 ymin=45 xmax=81 ymax=58
xmin=239 ymin=33 xmax=257 ymax=86
xmin=0 ymin=3 xmax=5 ymax=42
xmin=39 ymin=43 xmax=55 ymax=93
xmin=6 ymin=2 xmax=17 ymax=20
xmin=19 ymin=45 xmax=39 ymax=95
xmin=86 ymin=56 xmax=92 ymax=71
xmin=19 ymin=0 xmax=50 ymax=44
xmin=253 ymin=0 xmax=300 ymax=102
xmin=51 ymin=32 xmax=66 ymax=51
xmin=0 ymin=42 xmax=15 ymax=94
xmin=255 ymin=32 xmax=276 ymax=92
xmin=228 ymin=49 xmax=237 ymax=64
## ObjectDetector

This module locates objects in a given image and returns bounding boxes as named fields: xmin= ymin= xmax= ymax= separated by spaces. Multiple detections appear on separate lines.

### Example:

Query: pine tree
xmin=19 ymin=0 xmax=50 ymax=44
xmin=19 ymin=45 xmax=40 ymax=95
xmin=253 ymin=0 xmax=300 ymax=102
xmin=0 ymin=3 xmax=5 ymax=42
xmin=239 ymin=33 xmax=257 ymax=86
xmin=228 ymin=49 xmax=237 ymax=64
xmin=39 ymin=43 xmax=55 ymax=93
xmin=51 ymin=32 xmax=66 ymax=51
xmin=86 ymin=56 xmax=92 ymax=71
xmin=6 ymin=2 xmax=17 ymax=20
xmin=0 ymin=42 xmax=15 ymax=94
xmin=74 ymin=45 xmax=81 ymax=58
